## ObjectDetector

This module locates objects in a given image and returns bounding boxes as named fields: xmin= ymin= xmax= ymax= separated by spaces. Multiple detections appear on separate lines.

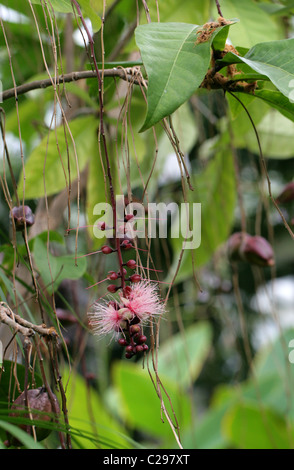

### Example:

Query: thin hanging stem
xmin=71 ymin=0 xmax=126 ymax=293
xmin=215 ymin=0 xmax=224 ymax=17
xmin=228 ymin=91 xmax=294 ymax=241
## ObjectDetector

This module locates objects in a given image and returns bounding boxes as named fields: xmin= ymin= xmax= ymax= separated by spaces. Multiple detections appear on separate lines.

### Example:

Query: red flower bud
xmin=101 ymin=245 xmax=113 ymax=254
xmin=121 ymin=240 xmax=133 ymax=250
xmin=107 ymin=284 xmax=119 ymax=293
xmin=108 ymin=271 xmax=118 ymax=280
xmin=126 ymin=259 xmax=136 ymax=269
xmin=129 ymin=274 xmax=141 ymax=283
xmin=138 ymin=334 xmax=147 ymax=344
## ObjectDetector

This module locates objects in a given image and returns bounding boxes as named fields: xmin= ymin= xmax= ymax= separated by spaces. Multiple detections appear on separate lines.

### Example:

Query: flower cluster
xmin=88 ymin=280 xmax=165 ymax=358
xmin=88 ymin=208 xmax=166 ymax=358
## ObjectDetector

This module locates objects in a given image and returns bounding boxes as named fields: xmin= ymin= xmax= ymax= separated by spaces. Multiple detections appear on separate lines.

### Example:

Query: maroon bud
xmin=276 ymin=182 xmax=294 ymax=204
xmin=56 ymin=308 xmax=77 ymax=325
xmin=125 ymin=352 xmax=133 ymax=359
xmin=241 ymin=235 xmax=275 ymax=267
xmin=11 ymin=205 xmax=35 ymax=231
xmin=228 ymin=232 xmax=275 ymax=267
xmin=101 ymin=245 xmax=113 ymax=254
xmin=118 ymin=338 xmax=127 ymax=346
xmin=130 ymin=324 xmax=141 ymax=335
xmin=107 ymin=284 xmax=119 ymax=293
xmin=138 ymin=335 xmax=147 ymax=344
xmin=130 ymin=274 xmax=141 ymax=283
xmin=121 ymin=240 xmax=133 ymax=250
xmin=96 ymin=221 xmax=106 ymax=231
xmin=125 ymin=345 xmax=133 ymax=353
xmin=143 ymin=344 xmax=149 ymax=351
xmin=108 ymin=271 xmax=118 ymax=281
xmin=124 ymin=286 xmax=132 ymax=297
xmin=126 ymin=259 xmax=136 ymax=269
xmin=135 ymin=345 xmax=144 ymax=353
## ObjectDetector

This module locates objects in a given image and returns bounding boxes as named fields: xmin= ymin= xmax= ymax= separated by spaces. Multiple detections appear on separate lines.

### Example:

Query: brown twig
xmin=0 ymin=302 xmax=58 ymax=338
xmin=2 ymin=68 xmax=143 ymax=101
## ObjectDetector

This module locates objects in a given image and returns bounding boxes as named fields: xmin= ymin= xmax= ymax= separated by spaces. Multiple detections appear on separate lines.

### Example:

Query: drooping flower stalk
xmin=70 ymin=1 xmax=165 ymax=358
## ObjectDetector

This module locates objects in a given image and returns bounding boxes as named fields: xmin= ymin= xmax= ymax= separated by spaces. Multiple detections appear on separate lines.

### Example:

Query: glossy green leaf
xmin=33 ymin=238 xmax=87 ymax=293
xmin=223 ymin=402 xmax=294 ymax=449
xmin=112 ymin=361 xmax=191 ymax=440
xmin=156 ymin=322 xmax=213 ymax=388
xmin=254 ymin=89 xmax=294 ymax=122
xmin=18 ymin=116 xmax=98 ymax=199
xmin=217 ymin=38 xmax=294 ymax=100
xmin=135 ymin=21 xmax=236 ymax=132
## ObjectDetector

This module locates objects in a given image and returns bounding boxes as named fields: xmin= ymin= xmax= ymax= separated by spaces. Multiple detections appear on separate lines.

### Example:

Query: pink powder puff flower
xmin=120 ymin=281 xmax=165 ymax=323
xmin=88 ymin=301 xmax=132 ymax=338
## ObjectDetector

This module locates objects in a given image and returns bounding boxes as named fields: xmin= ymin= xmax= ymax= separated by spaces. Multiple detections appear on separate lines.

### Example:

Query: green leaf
xmin=223 ymin=402 xmax=294 ymax=449
xmin=182 ymin=402 xmax=229 ymax=449
xmin=33 ymin=238 xmax=87 ymax=293
xmin=30 ymin=0 xmax=73 ymax=12
xmin=147 ymin=0 xmax=210 ymax=25
xmin=112 ymin=361 xmax=192 ymax=440
xmin=220 ymin=0 xmax=282 ymax=48
xmin=217 ymin=39 xmax=294 ymax=101
xmin=18 ymin=116 xmax=98 ymax=199
xmin=0 ymin=421 xmax=44 ymax=449
xmin=78 ymin=0 xmax=102 ymax=33
xmin=30 ymin=0 xmax=101 ymax=31
xmin=233 ymin=109 xmax=294 ymax=159
xmin=156 ymin=322 xmax=213 ymax=388
xmin=254 ymin=89 xmax=294 ymax=122
xmin=135 ymin=21 xmax=236 ymax=132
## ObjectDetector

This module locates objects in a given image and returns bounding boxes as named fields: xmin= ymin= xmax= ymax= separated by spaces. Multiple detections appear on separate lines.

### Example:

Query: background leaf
xmin=155 ymin=322 xmax=213 ymax=388
xmin=112 ymin=361 xmax=191 ymax=440
xmin=33 ymin=237 xmax=87 ymax=293
xmin=220 ymin=0 xmax=282 ymax=47
xmin=17 ymin=116 xmax=98 ymax=199
xmin=223 ymin=402 xmax=294 ymax=449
